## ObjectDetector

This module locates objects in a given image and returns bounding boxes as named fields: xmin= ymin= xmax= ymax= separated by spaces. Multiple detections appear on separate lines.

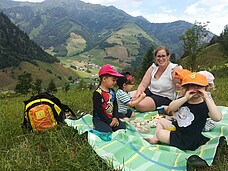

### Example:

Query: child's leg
xmin=93 ymin=117 xmax=112 ymax=132
xmin=122 ymin=117 xmax=130 ymax=122
xmin=125 ymin=109 xmax=135 ymax=118
xmin=145 ymin=118 xmax=171 ymax=144
xmin=156 ymin=129 xmax=171 ymax=144
xmin=118 ymin=111 xmax=130 ymax=122
xmin=131 ymin=111 xmax=135 ymax=118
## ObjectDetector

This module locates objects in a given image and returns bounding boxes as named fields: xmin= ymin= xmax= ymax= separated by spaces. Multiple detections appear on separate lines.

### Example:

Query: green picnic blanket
xmin=65 ymin=106 xmax=228 ymax=171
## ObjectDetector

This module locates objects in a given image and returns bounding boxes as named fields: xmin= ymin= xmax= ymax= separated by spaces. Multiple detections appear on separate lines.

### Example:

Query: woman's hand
xmin=139 ymin=92 xmax=146 ymax=99
xmin=110 ymin=118 xmax=119 ymax=127
xmin=134 ymin=90 xmax=141 ymax=99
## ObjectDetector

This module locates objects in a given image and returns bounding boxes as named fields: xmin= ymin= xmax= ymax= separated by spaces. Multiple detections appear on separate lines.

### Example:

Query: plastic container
xmin=165 ymin=124 xmax=176 ymax=131
xmin=157 ymin=106 xmax=166 ymax=114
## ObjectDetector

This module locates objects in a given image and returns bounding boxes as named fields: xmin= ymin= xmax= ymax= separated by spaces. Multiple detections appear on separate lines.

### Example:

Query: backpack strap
xmin=61 ymin=104 xmax=76 ymax=120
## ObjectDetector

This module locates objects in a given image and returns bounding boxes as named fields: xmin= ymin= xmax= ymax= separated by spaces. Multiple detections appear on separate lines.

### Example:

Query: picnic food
xmin=131 ymin=120 xmax=150 ymax=133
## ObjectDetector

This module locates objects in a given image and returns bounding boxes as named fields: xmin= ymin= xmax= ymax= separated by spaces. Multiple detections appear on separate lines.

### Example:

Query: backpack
xmin=22 ymin=92 xmax=76 ymax=132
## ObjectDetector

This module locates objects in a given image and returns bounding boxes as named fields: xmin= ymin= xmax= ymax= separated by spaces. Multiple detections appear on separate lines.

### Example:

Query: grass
xmin=0 ymin=88 xmax=117 ymax=170
xmin=0 ymin=60 xmax=80 ymax=90
xmin=0 ymin=78 xmax=227 ymax=170
xmin=180 ymin=43 xmax=228 ymax=71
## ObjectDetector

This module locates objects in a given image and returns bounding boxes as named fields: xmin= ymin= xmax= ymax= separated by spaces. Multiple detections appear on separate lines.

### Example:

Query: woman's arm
xmin=135 ymin=66 xmax=153 ymax=98
xmin=128 ymin=92 xmax=146 ymax=107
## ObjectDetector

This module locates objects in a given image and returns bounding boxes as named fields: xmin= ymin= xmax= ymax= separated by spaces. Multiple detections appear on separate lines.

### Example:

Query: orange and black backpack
xmin=22 ymin=92 xmax=75 ymax=132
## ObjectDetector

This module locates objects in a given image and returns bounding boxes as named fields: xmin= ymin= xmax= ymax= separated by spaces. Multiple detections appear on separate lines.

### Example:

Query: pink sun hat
xmin=198 ymin=70 xmax=215 ymax=84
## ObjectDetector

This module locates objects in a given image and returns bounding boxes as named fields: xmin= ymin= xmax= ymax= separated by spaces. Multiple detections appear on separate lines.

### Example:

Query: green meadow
xmin=0 ymin=78 xmax=228 ymax=170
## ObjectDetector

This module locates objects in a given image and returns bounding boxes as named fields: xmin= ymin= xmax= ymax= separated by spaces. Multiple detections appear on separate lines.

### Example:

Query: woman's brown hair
xmin=154 ymin=46 xmax=170 ymax=57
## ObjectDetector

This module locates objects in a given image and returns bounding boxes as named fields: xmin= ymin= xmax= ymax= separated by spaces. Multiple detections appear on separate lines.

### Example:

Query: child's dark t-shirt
xmin=92 ymin=87 xmax=118 ymax=124
xmin=170 ymin=101 xmax=210 ymax=150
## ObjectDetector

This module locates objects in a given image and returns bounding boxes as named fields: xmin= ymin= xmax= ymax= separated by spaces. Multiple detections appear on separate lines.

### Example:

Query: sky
xmin=13 ymin=0 xmax=228 ymax=35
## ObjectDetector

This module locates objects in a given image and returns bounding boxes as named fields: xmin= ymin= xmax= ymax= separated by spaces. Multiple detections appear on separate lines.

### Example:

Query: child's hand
xmin=197 ymin=89 xmax=208 ymax=99
xmin=185 ymin=90 xmax=197 ymax=100
xmin=110 ymin=118 xmax=119 ymax=127
xmin=131 ymin=96 xmax=137 ymax=101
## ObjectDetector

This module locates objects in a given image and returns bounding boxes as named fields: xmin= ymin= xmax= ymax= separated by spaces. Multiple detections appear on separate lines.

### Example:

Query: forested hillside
xmin=0 ymin=12 xmax=59 ymax=69
xmin=0 ymin=12 xmax=80 ymax=90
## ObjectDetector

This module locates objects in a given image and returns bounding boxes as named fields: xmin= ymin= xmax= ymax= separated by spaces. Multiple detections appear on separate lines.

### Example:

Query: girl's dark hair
xmin=117 ymin=71 xmax=135 ymax=89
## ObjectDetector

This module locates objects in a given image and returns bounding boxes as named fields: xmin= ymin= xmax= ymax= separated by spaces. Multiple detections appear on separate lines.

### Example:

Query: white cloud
xmin=182 ymin=0 xmax=228 ymax=35
xmin=184 ymin=3 xmax=205 ymax=15
xmin=81 ymin=0 xmax=142 ymax=7
xmin=210 ymin=4 xmax=225 ymax=12
xmin=143 ymin=13 xmax=178 ymax=23
xmin=13 ymin=0 xmax=44 ymax=2
xmin=159 ymin=7 xmax=177 ymax=14
xmin=128 ymin=10 xmax=142 ymax=17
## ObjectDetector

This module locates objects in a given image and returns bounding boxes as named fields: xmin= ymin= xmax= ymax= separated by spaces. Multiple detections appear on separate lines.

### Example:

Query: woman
xmin=131 ymin=46 xmax=179 ymax=112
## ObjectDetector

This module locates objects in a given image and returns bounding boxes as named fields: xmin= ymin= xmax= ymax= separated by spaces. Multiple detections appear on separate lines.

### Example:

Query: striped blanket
xmin=65 ymin=106 xmax=228 ymax=171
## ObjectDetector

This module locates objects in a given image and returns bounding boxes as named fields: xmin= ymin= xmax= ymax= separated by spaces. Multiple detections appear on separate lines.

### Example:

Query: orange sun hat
xmin=174 ymin=69 xmax=191 ymax=80
xmin=181 ymin=72 xmax=208 ymax=86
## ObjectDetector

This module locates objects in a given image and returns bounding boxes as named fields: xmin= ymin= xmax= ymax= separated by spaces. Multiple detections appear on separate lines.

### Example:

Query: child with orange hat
xmin=145 ymin=72 xmax=222 ymax=150
xmin=92 ymin=64 xmax=126 ymax=133
xmin=198 ymin=70 xmax=216 ymax=131
xmin=157 ymin=69 xmax=191 ymax=115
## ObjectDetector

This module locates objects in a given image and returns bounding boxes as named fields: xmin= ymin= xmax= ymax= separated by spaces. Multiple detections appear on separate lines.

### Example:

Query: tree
xmin=68 ymin=76 xmax=73 ymax=81
xmin=78 ymin=79 xmax=86 ymax=89
xmin=219 ymin=26 xmax=228 ymax=53
xmin=63 ymin=82 xmax=70 ymax=92
xmin=170 ymin=53 xmax=177 ymax=63
xmin=139 ymin=46 xmax=155 ymax=78
xmin=179 ymin=21 xmax=210 ymax=71
xmin=47 ymin=79 xmax=57 ymax=93
xmin=32 ymin=79 xmax=42 ymax=95
xmin=14 ymin=72 xmax=33 ymax=94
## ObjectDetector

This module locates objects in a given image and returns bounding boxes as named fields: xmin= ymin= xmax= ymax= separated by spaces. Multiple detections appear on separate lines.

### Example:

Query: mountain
xmin=0 ymin=12 xmax=79 ymax=89
xmin=0 ymin=12 xmax=59 ymax=69
xmin=1 ymin=0 xmax=197 ymax=67
xmin=134 ymin=19 xmax=194 ymax=58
